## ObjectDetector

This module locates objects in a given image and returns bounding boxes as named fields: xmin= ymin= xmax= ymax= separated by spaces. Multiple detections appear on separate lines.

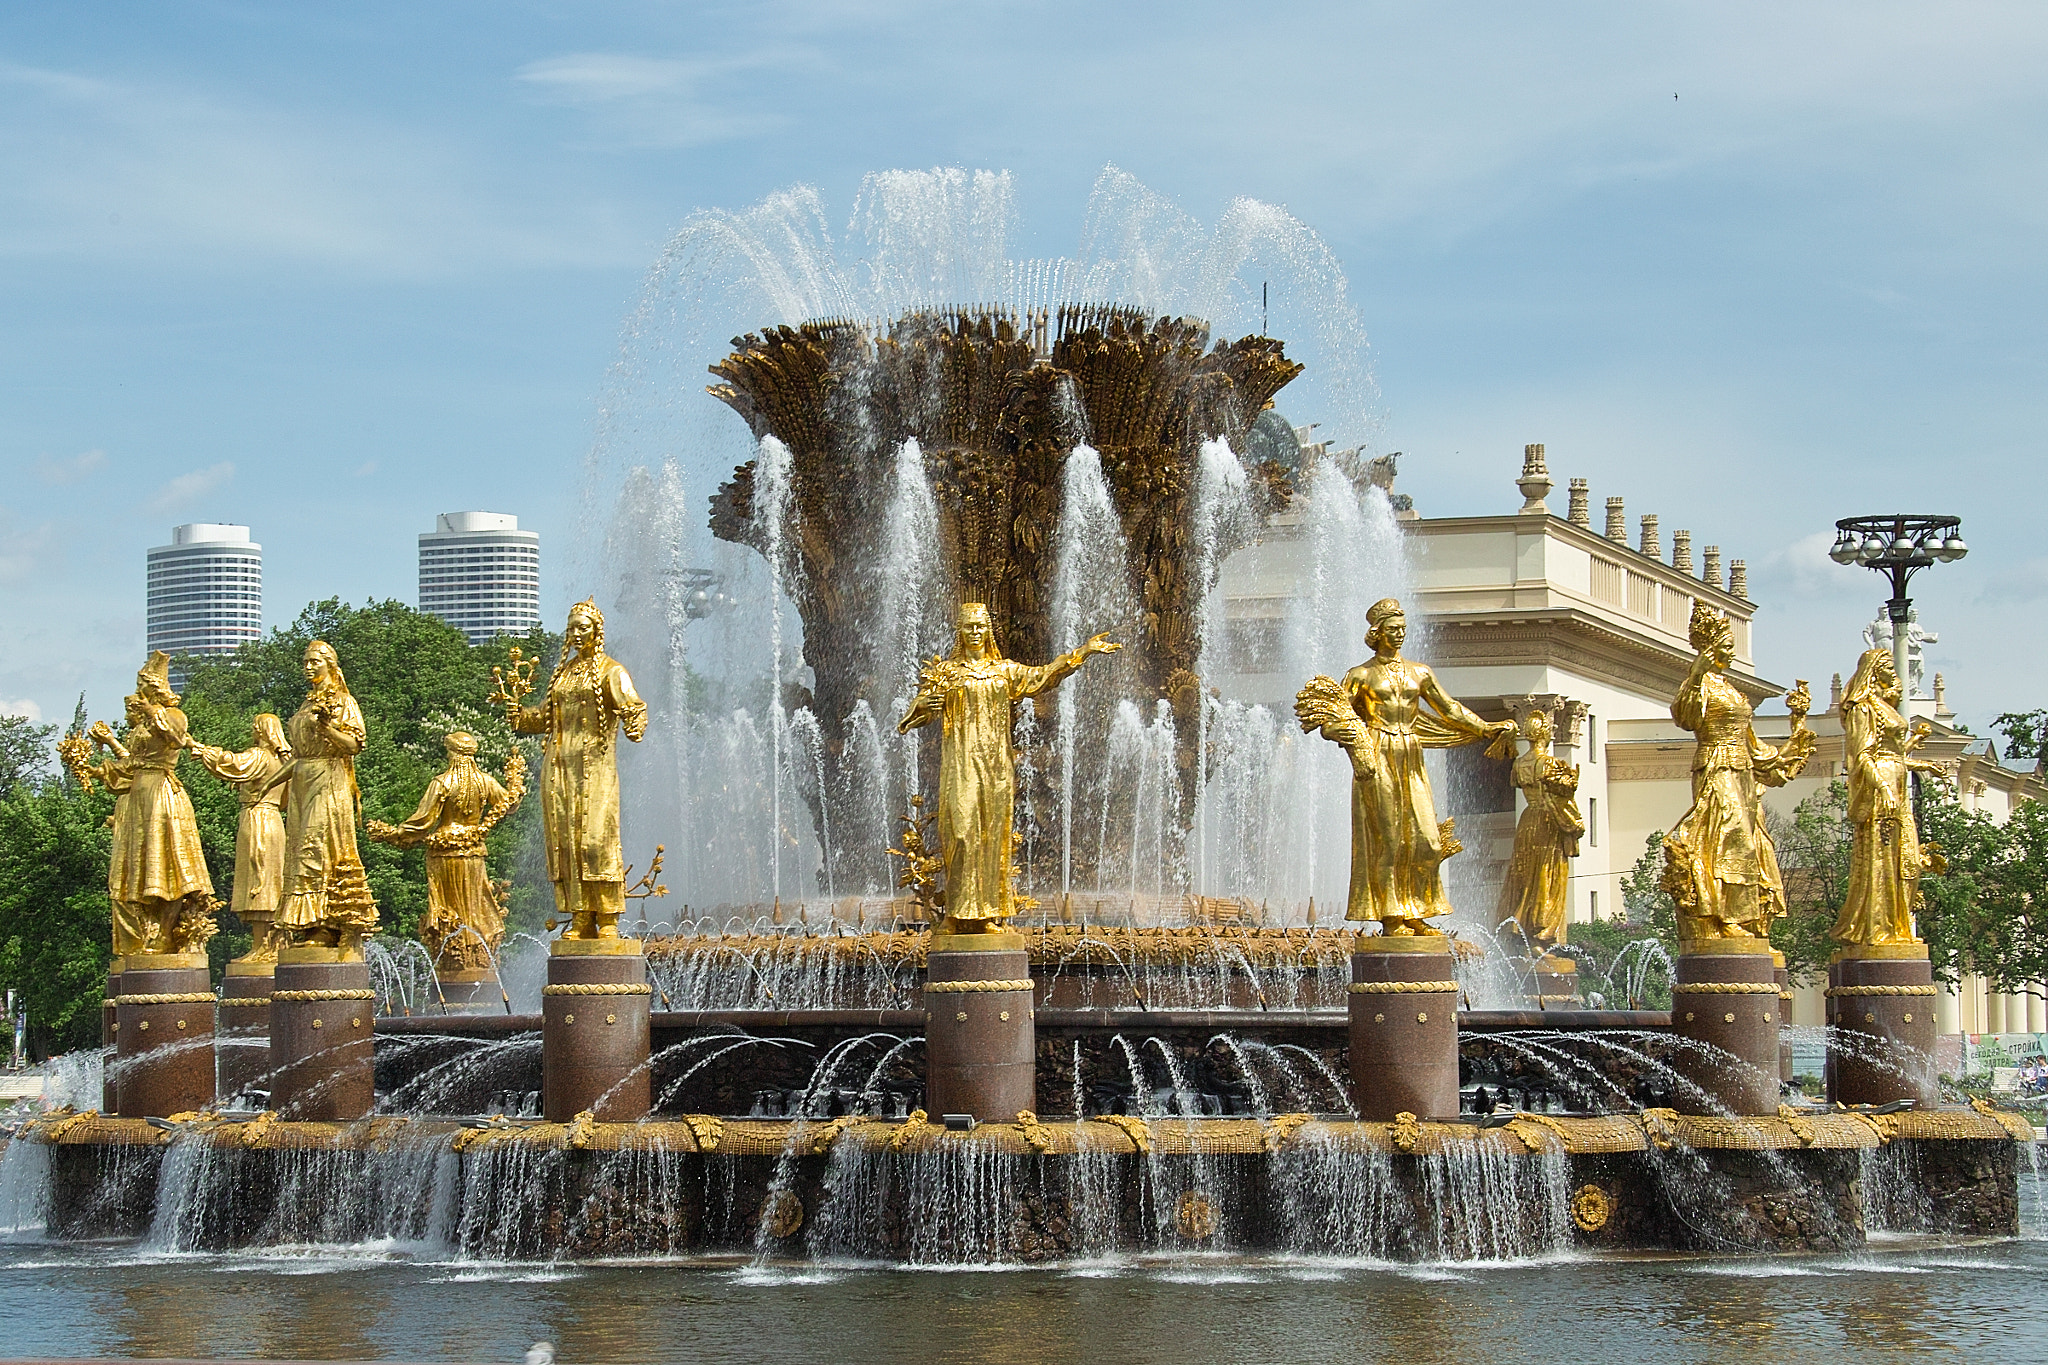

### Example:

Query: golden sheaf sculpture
xmin=498 ymin=600 xmax=647 ymax=940
xmin=1830 ymin=647 xmax=1951 ymax=947
xmin=1295 ymin=597 xmax=1515 ymax=935
xmin=1660 ymin=601 xmax=1815 ymax=944
xmin=897 ymin=602 xmax=1119 ymax=929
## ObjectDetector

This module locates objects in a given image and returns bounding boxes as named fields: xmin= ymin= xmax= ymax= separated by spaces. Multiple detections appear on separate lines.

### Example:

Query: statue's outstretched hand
xmin=1083 ymin=633 xmax=1122 ymax=657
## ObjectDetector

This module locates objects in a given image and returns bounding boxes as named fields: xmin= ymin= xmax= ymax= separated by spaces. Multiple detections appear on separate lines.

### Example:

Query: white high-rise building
xmin=418 ymin=511 xmax=541 ymax=645
xmin=146 ymin=524 xmax=263 ymax=661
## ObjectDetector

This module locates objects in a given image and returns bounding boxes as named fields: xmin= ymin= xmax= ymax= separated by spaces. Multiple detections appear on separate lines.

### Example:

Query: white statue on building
xmin=1863 ymin=608 xmax=1938 ymax=698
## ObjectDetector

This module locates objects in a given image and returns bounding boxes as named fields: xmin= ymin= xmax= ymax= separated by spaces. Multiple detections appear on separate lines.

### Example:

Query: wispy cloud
xmin=36 ymin=447 xmax=105 ymax=484
xmin=0 ymin=507 xmax=58 ymax=584
xmin=0 ymin=61 xmax=633 ymax=274
xmin=1758 ymin=530 xmax=1874 ymax=600
xmin=516 ymin=51 xmax=800 ymax=148
xmin=1979 ymin=556 xmax=2048 ymax=604
xmin=0 ymin=697 xmax=43 ymax=722
xmin=353 ymin=460 xmax=379 ymax=478
xmin=144 ymin=461 xmax=235 ymax=516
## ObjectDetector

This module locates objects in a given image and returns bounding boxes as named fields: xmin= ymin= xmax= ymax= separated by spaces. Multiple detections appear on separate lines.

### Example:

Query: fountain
xmin=1 ymin=170 xmax=2032 ymax=1272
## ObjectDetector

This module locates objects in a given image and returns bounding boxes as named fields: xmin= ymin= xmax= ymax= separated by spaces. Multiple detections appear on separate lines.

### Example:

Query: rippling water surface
xmin=3 ymin=1234 xmax=2044 ymax=1363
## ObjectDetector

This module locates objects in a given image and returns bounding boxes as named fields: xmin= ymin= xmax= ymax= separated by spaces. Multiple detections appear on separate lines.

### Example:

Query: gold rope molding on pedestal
xmin=1824 ymin=984 xmax=1937 ymax=997
xmin=924 ymin=979 xmax=1035 ymax=993
xmin=1670 ymin=982 xmax=1780 ymax=995
xmin=218 ymin=998 xmax=272 ymax=1009
xmin=1346 ymin=980 xmax=1460 ymax=994
xmin=272 ymin=989 xmax=377 ymax=1002
xmin=541 ymin=983 xmax=653 ymax=997
xmin=114 ymin=992 xmax=217 ymax=1005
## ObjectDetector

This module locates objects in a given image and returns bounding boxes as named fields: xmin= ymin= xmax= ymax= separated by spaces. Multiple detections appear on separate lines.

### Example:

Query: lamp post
xmin=1828 ymin=514 xmax=1967 ymax=701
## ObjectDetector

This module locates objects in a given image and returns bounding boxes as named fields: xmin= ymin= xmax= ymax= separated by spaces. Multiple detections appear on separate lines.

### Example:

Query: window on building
xmin=1587 ymin=715 xmax=1598 ymax=760
xmin=1590 ymin=890 xmax=1599 ymax=919
xmin=1588 ymin=797 xmax=1598 ymax=847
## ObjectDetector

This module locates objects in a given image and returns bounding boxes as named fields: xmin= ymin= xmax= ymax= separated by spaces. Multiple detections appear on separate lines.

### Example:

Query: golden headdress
xmin=1687 ymin=600 xmax=1734 ymax=654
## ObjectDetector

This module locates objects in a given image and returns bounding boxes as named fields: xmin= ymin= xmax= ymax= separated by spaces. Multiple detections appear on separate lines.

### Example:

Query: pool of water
xmin=3 ymin=1233 xmax=2044 ymax=1363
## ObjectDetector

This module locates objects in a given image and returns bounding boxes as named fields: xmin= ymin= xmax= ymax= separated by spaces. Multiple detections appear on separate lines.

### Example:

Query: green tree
xmin=0 ymin=764 xmax=114 ymax=1055
xmin=1771 ymin=781 xmax=1854 ymax=984
xmin=1991 ymin=711 xmax=2048 ymax=762
xmin=0 ymin=713 xmax=58 ymax=797
xmin=1920 ymin=787 xmax=2048 ymax=992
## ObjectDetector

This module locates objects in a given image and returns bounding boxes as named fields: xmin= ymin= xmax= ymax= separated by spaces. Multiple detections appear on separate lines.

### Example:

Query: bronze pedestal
xmin=268 ymin=950 xmax=375 ymax=1120
xmin=1775 ymin=955 xmax=1794 ymax=1085
xmin=1828 ymin=945 xmax=1938 ymax=1108
xmin=436 ymin=969 xmax=503 ymax=1013
xmin=1671 ymin=944 xmax=1780 ymax=1116
xmin=542 ymin=940 xmax=651 ymax=1122
xmin=101 ymin=963 xmax=121 ymax=1114
xmin=1347 ymin=940 xmax=1460 ymax=1121
xmin=924 ymin=932 xmax=1035 ymax=1122
xmin=217 ymin=960 xmax=274 ymax=1104
xmin=114 ymin=953 xmax=215 ymax=1119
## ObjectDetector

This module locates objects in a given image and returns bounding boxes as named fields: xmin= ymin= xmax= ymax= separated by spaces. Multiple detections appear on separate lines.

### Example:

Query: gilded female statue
xmin=1660 ymin=602 xmax=1814 ymax=942
xmin=64 ymin=652 xmax=215 ymax=956
xmin=190 ymin=713 xmax=290 ymax=962
xmin=898 ymin=602 xmax=1119 ymax=927
xmin=272 ymin=640 xmax=379 ymax=951
xmin=1496 ymin=710 xmax=1584 ymax=949
xmin=505 ymin=600 xmax=646 ymax=940
xmin=1295 ymin=598 xmax=1515 ymax=935
xmin=1830 ymin=647 xmax=1949 ymax=947
xmin=368 ymin=731 xmax=526 ymax=970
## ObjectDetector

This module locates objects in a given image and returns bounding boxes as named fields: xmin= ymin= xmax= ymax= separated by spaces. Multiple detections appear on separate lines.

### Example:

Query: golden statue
xmin=1496 ymin=709 xmax=1584 ymax=949
xmin=502 ymin=600 xmax=647 ymax=939
xmin=368 ymin=732 xmax=527 ymax=970
xmin=189 ymin=714 xmax=291 ymax=963
xmin=897 ymin=602 xmax=1120 ymax=928
xmin=271 ymin=640 xmax=379 ymax=953
xmin=61 ymin=652 xmax=215 ymax=956
xmin=1660 ymin=602 xmax=1815 ymax=943
xmin=1830 ymin=647 xmax=1949 ymax=947
xmin=1294 ymin=597 xmax=1515 ymax=934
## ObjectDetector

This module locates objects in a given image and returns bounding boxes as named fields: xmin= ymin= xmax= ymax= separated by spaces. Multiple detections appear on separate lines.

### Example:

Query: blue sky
xmin=4 ymin=2 xmax=2044 ymax=737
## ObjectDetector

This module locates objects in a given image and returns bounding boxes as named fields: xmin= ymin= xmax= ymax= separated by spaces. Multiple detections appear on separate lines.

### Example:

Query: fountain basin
xmin=10 ymin=1106 xmax=2026 ymax=1262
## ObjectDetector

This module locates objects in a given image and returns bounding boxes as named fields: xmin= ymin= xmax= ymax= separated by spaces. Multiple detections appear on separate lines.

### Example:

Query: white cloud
xmin=144 ymin=461 xmax=235 ymax=516
xmin=1758 ymin=531 xmax=1875 ymax=600
xmin=0 ymin=507 xmax=58 ymax=584
xmin=0 ymin=61 xmax=634 ymax=274
xmin=515 ymin=51 xmax=799 ymax=148
xmin=36 ymin=447 xmax=105 ymax=484
xmin=0 ymin=697 xmax=43 ymax=722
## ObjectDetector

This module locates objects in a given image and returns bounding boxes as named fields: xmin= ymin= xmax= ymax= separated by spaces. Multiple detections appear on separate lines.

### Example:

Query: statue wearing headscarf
xmin=507 ymin=600 xmax=646 ymax=940
xmin=898 ymin=603 xmax=1119 ymax=927
xmin=190 ymin=713 xmax=291 ymax=962
xmin=1496 ymin=709 xmax=1584 ymax=949
xmin=1830 ymin=647 xmax=1949 ymax=946
xmin=1296 ymin=598 xmax=1516 ymax=934
xmin=273 ymin=639 xmax=379 ymax=951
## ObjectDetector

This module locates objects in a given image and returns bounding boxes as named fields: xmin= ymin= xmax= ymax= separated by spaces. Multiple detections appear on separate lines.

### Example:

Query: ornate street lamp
xmin=1829 ymin=514 xmax=1967 ymax=695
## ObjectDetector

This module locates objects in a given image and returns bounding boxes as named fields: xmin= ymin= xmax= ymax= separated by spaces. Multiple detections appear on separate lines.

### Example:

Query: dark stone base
xmin=217 ymin=966 xmax=273 ymax=1104
xmin=269 ymin=958 xmax=374 ymax=1120
xmin=1829 ymin=953 xmax=1939 ymax=1108
xmin=1672 ymin=949 xmax=1780 ymax=1116
xmin=28 ymin=1124 xmax=2021 ymax=1261
xmin=115 ymin=958 xmax=215 ymax=1119
xmin=925 ymin=946 xmax=1034 ymax=1122
xmin=1348 ymin=948 xmax=1460 ymax=1120
xmin=436 ymin=972 xmax=504 ymax=1012
xmin=101 ymin=969 xmax=119 ymax=1114
xmin=543 ymin=947 xmax=651 ymax=1122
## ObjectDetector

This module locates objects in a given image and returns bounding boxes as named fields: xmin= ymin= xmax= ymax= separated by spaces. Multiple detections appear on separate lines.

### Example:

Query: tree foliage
xmin=1920 ymin=788 xmax=2048 ymax=991
xmin=1772 ymin=781 xmax=1854 ymax=985
xmin=0 ymin=713 xmax=58 ymax=798
xmin=1991 ymin=710 xmax=2048 ymax=762
xmin=0 ymin=599 xmax=558 ymax=1058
